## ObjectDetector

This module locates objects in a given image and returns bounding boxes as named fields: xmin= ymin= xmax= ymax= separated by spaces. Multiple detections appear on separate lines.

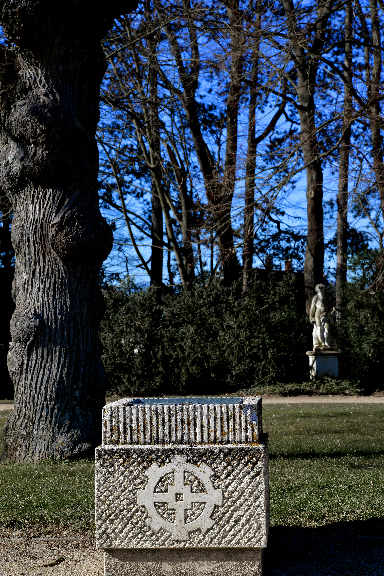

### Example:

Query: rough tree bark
xmin=0 ymin=200 xmax=14 ymax=400
xmin=0 ymin=0 xmax=138 ymax=461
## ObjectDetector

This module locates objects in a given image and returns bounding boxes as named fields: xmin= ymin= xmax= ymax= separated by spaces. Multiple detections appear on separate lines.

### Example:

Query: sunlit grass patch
xmin=270 ymin=455 xmax=384 ymax=527
xmin=263 ymin=404 xmax=384 ymax=527
xmin=0 ymin=457 xmax=94 ymax=535
xmin=0 ymin=410 xmax=94 ymax=535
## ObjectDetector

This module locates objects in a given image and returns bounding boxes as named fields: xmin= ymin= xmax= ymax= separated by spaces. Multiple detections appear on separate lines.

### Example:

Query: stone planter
xmin=95 ymin=396 xmax=269 ymax=576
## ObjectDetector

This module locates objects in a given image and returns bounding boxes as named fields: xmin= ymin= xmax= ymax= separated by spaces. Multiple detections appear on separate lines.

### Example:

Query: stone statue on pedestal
xmin=307 ymin=284 xmax=338 ymax=379
xmin=309 ymin=284 xmax=335 ymax=350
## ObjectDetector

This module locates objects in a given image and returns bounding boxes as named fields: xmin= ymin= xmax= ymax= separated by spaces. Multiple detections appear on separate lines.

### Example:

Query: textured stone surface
xmin=307 ymin=351 xmax=339 ymax=379
xmin=104 ymin=548 xmax=263 ymax=576
xmin=95 ymin=443 xmax=269 ymax=550
xmin=96 ymin=396 xmax=269 ymax=576
xmin=102 ymin=397 xmax=262 ymax=446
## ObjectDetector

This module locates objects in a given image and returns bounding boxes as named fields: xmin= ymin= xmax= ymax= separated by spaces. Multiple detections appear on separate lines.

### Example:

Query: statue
xmin=309 ymin=284 xmax=335 ymax=350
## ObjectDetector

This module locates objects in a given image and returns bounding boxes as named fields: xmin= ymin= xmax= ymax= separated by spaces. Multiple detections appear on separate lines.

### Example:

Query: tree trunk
xmin=297 ymin=69 xmax=325 ymax=316
xmin=242 ymin=0 xmax=261 ymax=292
xmin=367 ymin=0 xmax=384 ymax=221
xmin=0 ymin=0 xmax=137 ymax=461
xmin=336 ymin=0 xmax=353 ymax=321
xmin=242 ymin=74 xmax=257 ymax=292
xmin=147 ymin=4 xmax=163 ymax=289
xmin=151 ymin=184 xmax=163 ymax=288
xmin=299 ymin=97 xmax=324 ymax=315
xmin=281 ymin=0 xmax=331 ymax=314
xmin=0 ymin=203 xmax=14 ymax=400
xmin=166 ymin=144 xmax=195 ymax=287
xmin=217 ymin=0 xmax=243 ymax=286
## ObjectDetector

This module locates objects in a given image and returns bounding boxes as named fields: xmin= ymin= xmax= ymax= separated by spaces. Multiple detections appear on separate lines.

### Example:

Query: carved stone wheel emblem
xmin=137 ymin=455 xmax=223 ymax=541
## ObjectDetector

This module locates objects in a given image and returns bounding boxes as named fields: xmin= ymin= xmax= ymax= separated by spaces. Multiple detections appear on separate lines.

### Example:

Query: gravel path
xmin=0 ymin=535 xmax=103 ymax=576
xmin=2 ymin=529 xmax=383 ymax=576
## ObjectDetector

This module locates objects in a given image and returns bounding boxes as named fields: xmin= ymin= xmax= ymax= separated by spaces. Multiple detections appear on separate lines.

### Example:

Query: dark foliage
xmin=336 ymin=250 xmax=384 ymax=392
xmin=100 ymin=275 xmax=309 ymax=397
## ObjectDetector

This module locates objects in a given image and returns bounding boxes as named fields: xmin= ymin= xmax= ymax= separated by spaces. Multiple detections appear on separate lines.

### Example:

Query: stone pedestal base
xmin=96 ymin=397 xmax=268 ymax=576
xmin=104 ymin=548 xmax=263 ymax=576
xmin=306 ymin=350 xmax=339 ymax=379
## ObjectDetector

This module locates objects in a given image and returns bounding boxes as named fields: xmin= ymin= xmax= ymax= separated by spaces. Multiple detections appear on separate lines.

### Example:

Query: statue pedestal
xmin=306 ymin=350 xmax=339 ymax=380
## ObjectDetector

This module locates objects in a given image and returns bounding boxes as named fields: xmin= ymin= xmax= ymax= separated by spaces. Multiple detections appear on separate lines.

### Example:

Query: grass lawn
xmin=0 ymin=403 xmax=383 ymax=539
xmin=0 ymin=410 xmax=94 ymax=536
xmin=265 ymin=403 xmax=384 ymax=527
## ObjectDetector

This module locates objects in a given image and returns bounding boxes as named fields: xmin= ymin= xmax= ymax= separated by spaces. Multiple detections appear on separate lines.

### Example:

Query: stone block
xmin=95 ymin=396 xmax=269 ymax=576
xmin=104 ymin=548 xmax=263 ymax=576
xmin=306 ymin=351 xmax=339 ymax=379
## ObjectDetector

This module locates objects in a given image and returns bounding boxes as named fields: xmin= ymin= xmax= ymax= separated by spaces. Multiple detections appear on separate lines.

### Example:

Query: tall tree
xmin=147 ymin=7 xmax=164 ymax=289
xmin=100 ymin=10 xmax=194 ymax=289
xmin=0 ymin=0 xmax=138 ymax=461
xmin=336 ymin=0 xmax=353 ymax=320
xmin=357 ymin=0 xmax=384 ymax=221
xmin=242 ymin=0 xmax=261 ymax=292
xmin=280 ymin=0 xmax=336 ymax=314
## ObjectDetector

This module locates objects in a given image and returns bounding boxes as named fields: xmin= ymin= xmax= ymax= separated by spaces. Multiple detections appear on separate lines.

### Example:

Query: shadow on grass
xmin=264 ymin=519 xmax=384 ymax=575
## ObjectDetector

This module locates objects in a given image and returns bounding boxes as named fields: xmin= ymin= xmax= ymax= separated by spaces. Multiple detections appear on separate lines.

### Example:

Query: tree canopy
xmin=98 ymin=0 xmax=384 ymax=313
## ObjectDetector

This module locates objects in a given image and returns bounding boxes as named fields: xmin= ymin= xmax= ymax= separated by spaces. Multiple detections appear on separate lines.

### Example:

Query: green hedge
xmin=336 ymin=251 xmax=384 ymax=392
xmin=100 ymin=276 xmax=309 ymax=397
